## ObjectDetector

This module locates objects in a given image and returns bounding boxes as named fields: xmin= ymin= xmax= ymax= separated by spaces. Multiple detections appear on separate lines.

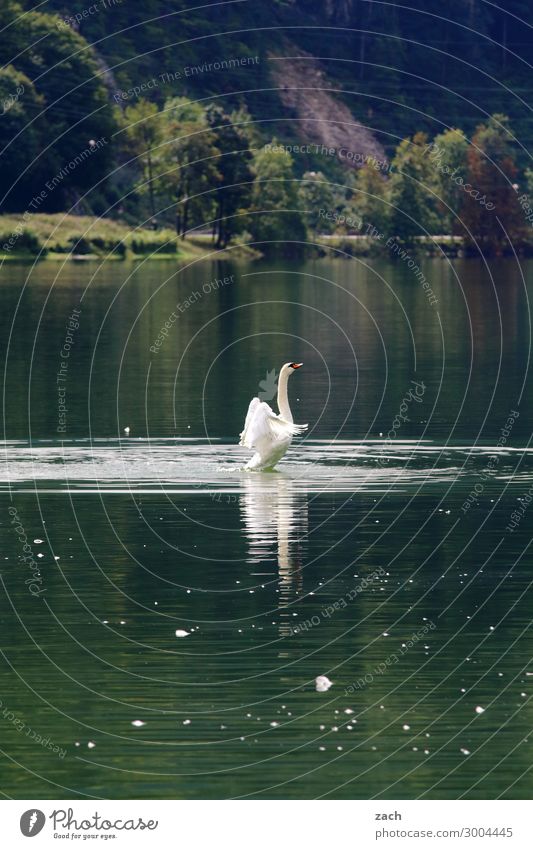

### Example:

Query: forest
xmin=1 ymin=0 xmax=532 ymax=256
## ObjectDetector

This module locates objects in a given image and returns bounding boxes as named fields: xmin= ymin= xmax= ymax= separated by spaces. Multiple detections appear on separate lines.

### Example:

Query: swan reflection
xmin=239 ymin=474 xmax=308 ymax=636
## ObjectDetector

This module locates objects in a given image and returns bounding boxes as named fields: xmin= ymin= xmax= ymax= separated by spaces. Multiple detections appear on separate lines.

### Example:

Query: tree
xmin=206 ymin=105 xmax=254 ymax=247
xmin=428 ymin=128 xmax=469 ymax=233
xmin=461 ymin=114 xmax=524 ymax=254
xmin=248 ymin=141 xmax=307 ymax=254
xmin=121 ymin=100 xmax=165 ymax=220
xmin=0 ymin=66 xmax=45 ymax=210
xmin=0 ymin=2 xmax=117 ymax=211
xmin=389 ymin=132 xmax=439 ymax=244
xmin=351 ymin=164 xmax=390 ymax=234
xmin=161 ymin=98 xmax=221 ymax=237
xmin=298 ymin=172 xmax=338 ymax=234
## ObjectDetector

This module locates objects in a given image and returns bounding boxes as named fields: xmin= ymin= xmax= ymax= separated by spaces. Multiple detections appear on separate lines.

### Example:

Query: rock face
xmin=270 ymin=46 xmax=386 ymax=169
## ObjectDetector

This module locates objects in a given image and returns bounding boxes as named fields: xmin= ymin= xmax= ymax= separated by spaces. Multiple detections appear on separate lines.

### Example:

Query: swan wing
xmin=239 ymin=397 xmax=261 ymax=446
xmin=240 ymin=398 xmax=307 ymax=449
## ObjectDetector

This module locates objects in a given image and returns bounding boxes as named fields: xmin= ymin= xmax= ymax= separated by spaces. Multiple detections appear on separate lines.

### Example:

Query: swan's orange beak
xmin=291 ymin=362 xmax=303 ymax=369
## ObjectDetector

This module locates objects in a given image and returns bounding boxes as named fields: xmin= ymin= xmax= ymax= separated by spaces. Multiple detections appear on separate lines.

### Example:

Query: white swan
xmin=239 ymin=362 xmax=307 ymax=470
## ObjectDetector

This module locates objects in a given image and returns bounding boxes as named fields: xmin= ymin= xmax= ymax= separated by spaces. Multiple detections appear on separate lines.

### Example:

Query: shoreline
xmin=0 ymin=213 xmax=258 ymax=264
xmin=2 ymin=214 xmax=531 ymax=264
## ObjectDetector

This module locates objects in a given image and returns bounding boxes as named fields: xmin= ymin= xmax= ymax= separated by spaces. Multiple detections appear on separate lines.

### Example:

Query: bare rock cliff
xmin=270 ymin=47 xmax=386 ymax=168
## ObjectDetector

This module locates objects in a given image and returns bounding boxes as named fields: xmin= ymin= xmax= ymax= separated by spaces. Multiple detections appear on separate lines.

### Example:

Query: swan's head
xmin=281 ymin=362 xmax=303 ymax=377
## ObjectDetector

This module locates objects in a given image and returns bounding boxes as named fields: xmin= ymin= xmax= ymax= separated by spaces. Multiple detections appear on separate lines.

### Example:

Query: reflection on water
xmin=240 ymin=475 xmax=307 ymax=635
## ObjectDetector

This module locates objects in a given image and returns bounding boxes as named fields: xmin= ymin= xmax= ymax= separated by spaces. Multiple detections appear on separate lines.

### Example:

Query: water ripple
xmin=1 ymin=439 xmax=531 ymax=493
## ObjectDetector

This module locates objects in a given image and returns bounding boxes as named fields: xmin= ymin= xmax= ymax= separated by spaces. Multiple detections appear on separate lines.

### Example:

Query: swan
xmin=239 ymin=362 xmax=307 ymax=471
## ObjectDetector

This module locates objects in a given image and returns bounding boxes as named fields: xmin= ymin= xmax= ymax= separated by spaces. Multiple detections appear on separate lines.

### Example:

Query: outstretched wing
xmin=239 ymin=397 xmax=261 ymax=447
xmin=239 ymin=397 xmax=307 ymax=450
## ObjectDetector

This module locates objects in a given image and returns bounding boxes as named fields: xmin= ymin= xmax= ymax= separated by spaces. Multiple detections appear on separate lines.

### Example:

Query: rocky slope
xmin=270 ymin=46 xmax=387 ymax=167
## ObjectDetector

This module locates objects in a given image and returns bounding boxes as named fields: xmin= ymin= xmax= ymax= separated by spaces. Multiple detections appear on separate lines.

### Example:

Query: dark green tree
xmin=429 ymin=128 xmax=469 ymax=233
xmin=0 ymin=66 xmax=44 ymax=209
xmin=351 ymin=164 xmax=390 ymax=234
xmin=389 ymin=132 xmax=439 ymax=244
xmin=0 ymin=2 xmax=117 ymax=211
xmin=161 ymin=97 xmax=221 ymax=237
xmin=120 ymin=100 xmax=165 ymax=220
xmin=206 ymin=105 xmax=254 ymax=248
xmin=248 ymin=141 xmax=307 ymax=255
xmin=298 ymin=171 xmax=338 ymax=235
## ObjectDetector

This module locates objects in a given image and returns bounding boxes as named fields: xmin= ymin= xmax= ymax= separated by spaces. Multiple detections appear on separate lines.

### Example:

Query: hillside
xmin=33 ymin=0 xmax=533 ymax=159
xmin=270 ymin=45 xmax=386 ymax=166
xmin=0 ymin=0 xmax=530 ymax=256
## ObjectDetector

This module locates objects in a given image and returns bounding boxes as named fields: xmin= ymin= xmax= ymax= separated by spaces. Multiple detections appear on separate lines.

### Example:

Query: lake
xmin=1 ymin=254 xmax=532 ymax=799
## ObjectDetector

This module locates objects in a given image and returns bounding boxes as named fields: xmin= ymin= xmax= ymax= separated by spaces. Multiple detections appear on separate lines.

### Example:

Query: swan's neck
xmin=277 ymin=370 xmax=293 ymax=422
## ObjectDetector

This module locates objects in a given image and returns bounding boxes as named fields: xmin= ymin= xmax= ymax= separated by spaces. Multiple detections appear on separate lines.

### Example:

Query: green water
xmin=1 ymin=256 xmax=532 ymax=799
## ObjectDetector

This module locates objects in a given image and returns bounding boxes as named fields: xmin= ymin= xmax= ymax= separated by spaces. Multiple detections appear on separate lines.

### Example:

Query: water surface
xmin=1 ymin=256 xmax=532 ymax=799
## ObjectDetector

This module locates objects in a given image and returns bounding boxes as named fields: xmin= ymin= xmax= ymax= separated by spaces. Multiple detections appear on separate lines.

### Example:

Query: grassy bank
xmin=0 ymin=214 xmax=256 ymax=262
xmin=2 ymin=214 xmax=502 ymax=264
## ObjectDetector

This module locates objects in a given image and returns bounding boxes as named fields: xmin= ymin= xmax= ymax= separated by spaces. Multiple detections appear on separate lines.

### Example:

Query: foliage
xmin=206 ymin=105 xmax=254 ymax=247
xmin=4 ymin=0 xmax=533 ymax=257
xmin=248 ymin=142 xmax=307 ymax=254
xmin=461 ymin=115 xmax=524 ymax=253
xmin=428 ymin=128 xmax=469 ymax=233
xmin=120 ymin=100 xmax=166 ymax=220
xmin=160 ymin=97 xmax=221 ymax=236
xmin=0 ymin=1 xmax=117 ymax=212
xmin=298 ymin=172 xmax=339 ymax=234
xmin=0 ymin=66 xmax=44 ymax=207
xmin=351 ymin=165 xmax=390 ymax=235
xmin=389 ymin=132 xmax=440 ymax=244
xmin=22 ymin=0 xmax=533 ymax=168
